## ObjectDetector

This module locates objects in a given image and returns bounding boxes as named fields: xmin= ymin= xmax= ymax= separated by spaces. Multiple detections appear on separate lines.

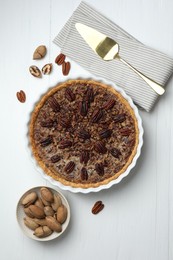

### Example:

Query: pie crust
xmin=29 ymin=79 xmax=139 ymax=188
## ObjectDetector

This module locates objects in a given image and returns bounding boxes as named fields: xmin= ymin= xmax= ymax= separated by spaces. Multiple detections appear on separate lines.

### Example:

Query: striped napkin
xmin=53 ymin=1 xmax=173 ymax=112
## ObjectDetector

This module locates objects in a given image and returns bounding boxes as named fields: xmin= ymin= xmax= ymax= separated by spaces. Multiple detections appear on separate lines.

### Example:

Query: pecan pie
xmin=29 ymin=79 xmax=139 ymax=188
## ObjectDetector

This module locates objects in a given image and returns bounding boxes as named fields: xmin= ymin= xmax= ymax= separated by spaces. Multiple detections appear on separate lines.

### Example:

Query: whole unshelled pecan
xmin=99 ymin=129 xmax=112 ymax=139
xmin=95 ymin=163 xmax=104 ymax=176
xmin=50 ymin=155 xmax=61 ymax=163
xmin=80 ymin=150 xmax=89 ymax=164
xmin=102 ymin=99 xmax=115 ymax=110
xmin=92 ymin=201 xmax=104 ymax=214
xmin=16 ymin=90 xmax=26 ymax=103
xmin=48 ymin=97 xmax=60 ymax=112
xmin=64 ymin=161 xmax=75 ymax=174
xmin=40 ymin=136 xmax=53 ymax=147
xmin=65 ymin=88 xmax=75 ymax=102
xmin=58 ymin=140 xmax=72 ymax=149
xmin=94 ymin=141 xmax=107 ymax=154
xmin=77 ymin=129 xmax=91 ymax=140
xmin=55 ymin=53 xmax=66 ymax=65
xmin=79 ymin=101 xmax=88 ymax=116
xmin=91 ymin=108 xmax=103 ymax=123
xmin=80 ymin=167 xmax=88 ymax=181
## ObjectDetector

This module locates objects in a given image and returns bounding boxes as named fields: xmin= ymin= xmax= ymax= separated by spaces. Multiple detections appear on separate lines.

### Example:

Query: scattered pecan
xmin=55 ymin=53 xmax=66 ymax=65
xmin=120 ymin=128 xmax=131 ymax=136
xmin=64 ymin=161 xmax=75 ymax=174
xmin=58 ymin=140 xmax=72 ymax=149
xmin=79 ymin=101 xmax=88 ymax=116
xmin=29 ymin=65 xmax=41 ymax=78
xmin=114 ymin=113 xmax=126 ymax=123
xmin=50 ymin=155 xmax=61 ymax=163
xmin=102 ymin=99 xmax=115 ymax=110
xmin=80 ymin=150 xmax=89 ymax=164
xmin=77 ymin=129 xmax=91 ymax=140
xmin=16 ymin=90 xmax=26 ymax=103
xmin=62 ymin=61 xmax=71 ymax=76
xmin=91 ymin=108 xmax=103 ymax=123
xmin=110 ymin=148 xmax=121 ymax=158
xmin=40 ymin=136 xmax=53 ymax=147
xmin=42 ymin=63 xmax=52 ymax=75
xmin=41 ymin=119 xmax=54 ymax=128
xmin=65 ymin=88 xmax=75 ymax=102
xmin=48 ymin=97 xmax=60 ymax=112
xmin=99 ymin=129 xmax=112 ymax=139
xmin=95 ymin=163 xmax=104 ymax=176
xmin=92 ymin=201 xmax=104 ymax=214
xmin=80 ymin=167 xmax=88 ymax=181
xmin=94 ymin=141 xmax=107 ymax=154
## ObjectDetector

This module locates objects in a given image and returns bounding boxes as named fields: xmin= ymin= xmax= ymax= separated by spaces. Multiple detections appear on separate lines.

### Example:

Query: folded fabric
xmin=53 ymin=1 xmax=173 ymax=112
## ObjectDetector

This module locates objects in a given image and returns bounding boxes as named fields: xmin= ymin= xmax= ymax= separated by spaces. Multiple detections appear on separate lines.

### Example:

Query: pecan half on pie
xmin=29 ymin=80 xmax=139 ymax=188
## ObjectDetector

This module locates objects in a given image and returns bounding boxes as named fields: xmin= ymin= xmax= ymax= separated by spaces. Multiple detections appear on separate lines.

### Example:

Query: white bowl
xmin=16 ymin=186 xmax=70 ymax=241
xmin=26 ymin=77 xmax=144 ymax=193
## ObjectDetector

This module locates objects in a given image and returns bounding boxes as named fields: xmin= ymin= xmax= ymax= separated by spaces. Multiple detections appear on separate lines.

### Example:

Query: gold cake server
xmin=75 ymin=23 xmax=165 ymax=95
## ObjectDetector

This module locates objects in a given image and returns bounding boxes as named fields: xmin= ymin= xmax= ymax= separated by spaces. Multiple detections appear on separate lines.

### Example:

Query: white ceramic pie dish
xmin=26 ymin=77 xmax=144 ymax=193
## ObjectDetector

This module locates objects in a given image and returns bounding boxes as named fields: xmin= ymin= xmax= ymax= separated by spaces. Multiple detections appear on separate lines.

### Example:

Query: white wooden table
xmin=1 ymin=0 xmax=173 ymax=259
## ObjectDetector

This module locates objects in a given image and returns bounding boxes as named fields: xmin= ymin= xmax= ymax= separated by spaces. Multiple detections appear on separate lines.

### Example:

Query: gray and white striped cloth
xmin=53 ymin=1 xmax=173 ymax=112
